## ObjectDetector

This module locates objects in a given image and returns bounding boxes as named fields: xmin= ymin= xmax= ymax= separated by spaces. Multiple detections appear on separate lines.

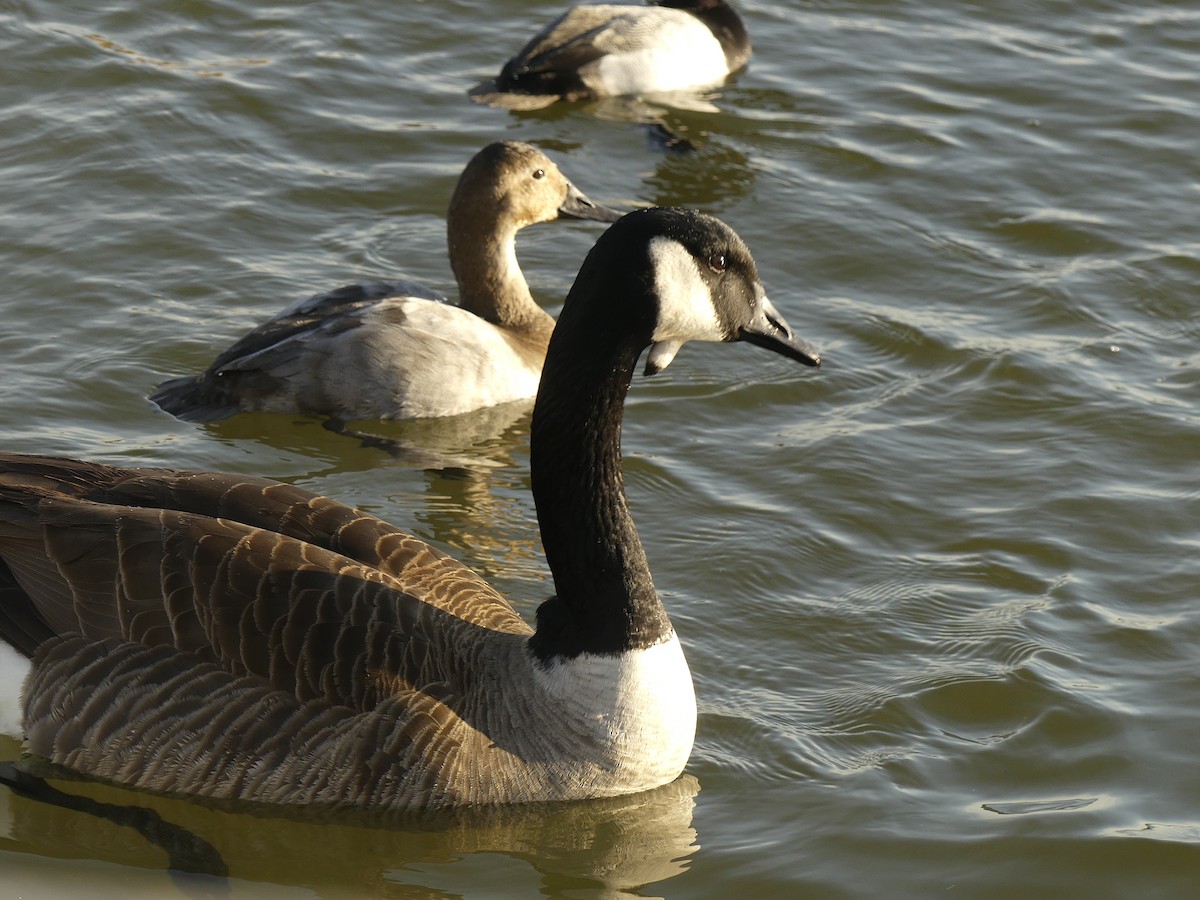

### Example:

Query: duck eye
xmin=707 ymin=253 xmax=727 ymax=273
xmin=532 ymin=168 xmax=546 ymax=180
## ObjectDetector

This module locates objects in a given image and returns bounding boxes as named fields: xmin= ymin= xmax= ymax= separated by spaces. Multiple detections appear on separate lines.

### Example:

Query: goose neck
xmin=528 ymin=326 xmax=672 ymax=661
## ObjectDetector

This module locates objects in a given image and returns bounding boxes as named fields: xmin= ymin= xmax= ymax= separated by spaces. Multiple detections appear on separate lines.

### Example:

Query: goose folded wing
xmin=0 ymin=456 xmax=530 ymax=714
xmin=7 ymin=456 xmax=487 ymax=594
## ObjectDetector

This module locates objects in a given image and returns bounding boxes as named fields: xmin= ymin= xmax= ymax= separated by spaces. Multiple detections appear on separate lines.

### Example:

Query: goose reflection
xmin=1 ymin=743 xmax=700 ymax=898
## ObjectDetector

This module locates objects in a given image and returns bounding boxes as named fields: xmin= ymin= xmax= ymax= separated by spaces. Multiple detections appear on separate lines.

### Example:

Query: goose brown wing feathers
xmin=0 ymin=453 xmax=521 ymax=615
xmin=23 ymin=634 xmax=433 ymax=805
xmin=0 ymin=453 xmax=531 ymax=714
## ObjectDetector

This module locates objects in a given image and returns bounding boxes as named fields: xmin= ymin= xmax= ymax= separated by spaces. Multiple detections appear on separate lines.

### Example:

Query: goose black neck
xmin=528 ymin=260 xmax=671 ymax=662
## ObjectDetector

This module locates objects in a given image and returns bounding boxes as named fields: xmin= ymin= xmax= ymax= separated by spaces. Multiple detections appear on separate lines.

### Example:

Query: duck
xmin=470 ymin=1 xmax=751 ymax=110
xmin=0 ymin=208 xmax=819 ymax=811
xmin=150 ymin=141 xmax=620 ymax=423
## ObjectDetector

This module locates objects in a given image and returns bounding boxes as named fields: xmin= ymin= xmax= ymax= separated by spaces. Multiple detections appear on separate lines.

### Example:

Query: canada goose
xmin=0 ymin=208 xmax=819 ymax=810
xmin=150 ymin=141 xmax=619 ymax=423
xmin=470 ymin=1 xmax=751 ymax=110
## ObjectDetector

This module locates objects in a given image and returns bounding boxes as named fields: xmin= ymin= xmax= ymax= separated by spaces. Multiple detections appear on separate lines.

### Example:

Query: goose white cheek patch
xmin=647 ymin=237 xmax=726 ymax=372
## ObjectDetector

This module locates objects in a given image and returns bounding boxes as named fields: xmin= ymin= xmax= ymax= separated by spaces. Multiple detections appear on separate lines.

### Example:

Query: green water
xmin=1 ymin=0 xmax=1198 ymax=897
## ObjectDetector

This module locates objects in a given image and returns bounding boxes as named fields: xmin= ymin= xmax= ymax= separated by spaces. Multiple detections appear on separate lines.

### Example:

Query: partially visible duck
xmin=0 ymin=208 xmax=819 ymax=811
xmin=470 ymin=1 xmax=751 ymax=110
xmin=151 ymin=141 xmax=619 ymax=422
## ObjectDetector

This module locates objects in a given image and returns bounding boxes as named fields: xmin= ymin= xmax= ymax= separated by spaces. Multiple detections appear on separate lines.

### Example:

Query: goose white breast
xmin=0 ymin=208 xmax=819 ymax=810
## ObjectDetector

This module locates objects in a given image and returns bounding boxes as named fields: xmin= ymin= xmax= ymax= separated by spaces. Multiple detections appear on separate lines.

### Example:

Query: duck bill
xmin=558 ymin=183 xmax=622 ymax=223
xmin=739 ymin=295 xmax=821 ymax=368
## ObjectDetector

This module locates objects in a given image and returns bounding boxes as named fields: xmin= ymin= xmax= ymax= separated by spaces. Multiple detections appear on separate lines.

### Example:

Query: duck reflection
xmin=497 ymin=96 xmax=757 ymax=208
xmin=201 ymin=398 xmax=535 ymax=473
xmin=500 ymin=88 xmax=730 ymax=153
xmin=640 ymin=132 xmax=755 ymax=207
xmin=575 ymin=93 xmax=727 ymax=154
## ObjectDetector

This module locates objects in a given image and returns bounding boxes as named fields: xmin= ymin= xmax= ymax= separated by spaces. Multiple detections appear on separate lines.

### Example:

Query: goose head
xmin=547 ymin=206 xmax=820 ymax=381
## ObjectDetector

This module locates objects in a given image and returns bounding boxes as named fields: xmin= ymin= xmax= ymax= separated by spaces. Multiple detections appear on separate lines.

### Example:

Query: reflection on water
xmin=197 ymin=400 xmax=534 ymax=474
xmin=497 ymin=87 xmax=727 ymax=152
xmin=1 ymin=733 xmax=699 ymax=898
xmin=416 ymin=462 xmax=544 ymax=600
xmin=639 ymin=138 xmax=755 ymax=209
xmin=502 ymin=91 xmax=758 ymax=205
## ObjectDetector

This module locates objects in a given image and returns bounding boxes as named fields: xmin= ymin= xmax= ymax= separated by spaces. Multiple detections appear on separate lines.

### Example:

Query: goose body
xmin=0 ymin=209 xmax=819 ymax=810
xmin=471 ymin=1 xmax=751 ymax=109
xmin=151 ymin=141 xmax=619 ymax=422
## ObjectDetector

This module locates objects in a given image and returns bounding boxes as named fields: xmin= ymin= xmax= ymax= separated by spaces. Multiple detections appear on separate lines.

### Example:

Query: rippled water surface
xmin=2 ymin=1 xmax=1199 ymax=897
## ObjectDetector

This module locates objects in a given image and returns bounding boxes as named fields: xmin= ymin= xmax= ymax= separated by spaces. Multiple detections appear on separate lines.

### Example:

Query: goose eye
xmin=532 ymin=168 xmax=546 ymax=180
xmin=707 ymin=253 xmax=727 ymax=273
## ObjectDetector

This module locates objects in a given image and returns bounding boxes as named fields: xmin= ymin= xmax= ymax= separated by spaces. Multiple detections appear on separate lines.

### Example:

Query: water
xmin=1 ymin=0 xmax=1198 ymax=896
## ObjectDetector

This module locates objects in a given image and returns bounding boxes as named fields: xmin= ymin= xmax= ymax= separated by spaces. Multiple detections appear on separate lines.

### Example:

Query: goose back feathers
xmin=0 ymin=208 xmax=819 ymax=811
xmin=151 ymin=141 xmax=619 ymax=423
